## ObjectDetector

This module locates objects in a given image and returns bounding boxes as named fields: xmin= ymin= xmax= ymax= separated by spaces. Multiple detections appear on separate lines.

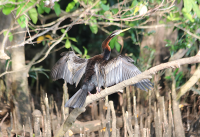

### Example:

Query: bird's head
xmin=109 ymin=28 xmax=131 ymax=38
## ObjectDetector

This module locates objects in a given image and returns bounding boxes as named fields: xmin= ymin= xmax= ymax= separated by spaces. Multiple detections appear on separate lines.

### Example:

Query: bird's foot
xmin=88 ymin=91 xmax=92 ymax=95
xmin=96 ymin=87 xmax=101 ymax=94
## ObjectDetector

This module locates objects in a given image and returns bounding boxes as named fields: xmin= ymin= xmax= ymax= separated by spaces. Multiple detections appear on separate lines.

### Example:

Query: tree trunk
xmin=0 ymin=11 xmax=31 ymax=131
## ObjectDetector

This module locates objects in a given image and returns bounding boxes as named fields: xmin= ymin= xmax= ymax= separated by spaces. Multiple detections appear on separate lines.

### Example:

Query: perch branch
xmin=84 ymin=54 xmax=200 ymax=106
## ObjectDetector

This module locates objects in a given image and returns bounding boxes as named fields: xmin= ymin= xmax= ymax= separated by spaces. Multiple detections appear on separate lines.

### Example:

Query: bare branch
xmin=84 ymin=54 xmax=200 ymax=106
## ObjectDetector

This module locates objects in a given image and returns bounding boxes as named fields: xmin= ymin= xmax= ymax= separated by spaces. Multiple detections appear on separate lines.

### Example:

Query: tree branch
xmin=84 ymin=54 xmax=200 ymax=106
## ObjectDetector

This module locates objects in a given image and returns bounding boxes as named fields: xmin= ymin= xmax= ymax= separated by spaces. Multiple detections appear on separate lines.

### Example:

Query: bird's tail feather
xmin=64 ymin=88 xmax=87 ymax=108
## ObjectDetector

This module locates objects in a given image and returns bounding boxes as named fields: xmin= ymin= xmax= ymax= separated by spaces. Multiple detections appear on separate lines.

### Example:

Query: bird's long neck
xmin=102 ymin=36 xmax=112 ymax=60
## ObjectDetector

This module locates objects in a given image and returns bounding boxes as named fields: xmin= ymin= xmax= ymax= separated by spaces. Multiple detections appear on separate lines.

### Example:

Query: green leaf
xmin=100 ymin=2 xmax=109 ymax=11
xmin=65 ymin=39 xmax=71 ymax=49
xmin=2 ymin=4 xmax=15 ymax=15
xmin=71 ymin=45 xmax=82 ymax=55
xmin=66 ymin=1 xmax=76 ymax=12
xmin=44 ymin=7 xmax=51 ymax=13
xmin=89 ymin=18 xmax=98 ymax=34
xmin=28 ymin=8 xmax=38 ymax=24
xmin=54 ymin=2 xmax=61 ymax=16
xmin=38 ymin=71 xmax=49 ymax=79
xmin=182 ymin=8 xmax=194 ymax=22
xmin=191 ymin=0 xmax=200 ymax=18
xmin=111 ymin=8 xmax=118 ymax=14
xmin=173 ymin=68 xmax=179 ymax=76
xmin=110 ymin=36 xmax=117 ymax=49
xmin=37 ymin=5 xmax=44 ymax=14
xmin=131 ymin=33 xmax=136 ymax=43
xmin=115 ymin=42 xmax=121 ymax=52
xmin=131 ymin=0 xmax=138 ymax=8
xmin=165 ymin=76 xmax=171 ymax=80
xmin=17 ymin=15 xmax=27 ymax=28
xmin=3 ymin=31 xmax=13 ymax=42
xmin=183 ymin=0 xmax=192 ymax=12
xmin=83 ymin=46 xmax=88 ymax=56
xmin=69 ymin=37 xmax=77 ymax=42
xmin=61 ymin=29 xmax=65 ymax=33
xmin=39 ymin=1 xmax=51 ymax=13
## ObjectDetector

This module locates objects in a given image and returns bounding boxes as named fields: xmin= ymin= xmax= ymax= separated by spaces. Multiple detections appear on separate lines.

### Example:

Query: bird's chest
xmin=84 ymin=58 xmax=104 ymax=82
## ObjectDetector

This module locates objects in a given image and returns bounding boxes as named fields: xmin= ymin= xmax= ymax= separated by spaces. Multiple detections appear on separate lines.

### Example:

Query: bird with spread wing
xmin=51 ymin=28 xmax=153 ymax=108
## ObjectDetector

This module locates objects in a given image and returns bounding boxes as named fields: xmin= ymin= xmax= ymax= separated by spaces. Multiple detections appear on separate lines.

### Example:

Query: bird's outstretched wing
xmin=99 ymin=55 xmax=152 ymax=90
xmin=51 ymin=51 xmax=88 ymax=87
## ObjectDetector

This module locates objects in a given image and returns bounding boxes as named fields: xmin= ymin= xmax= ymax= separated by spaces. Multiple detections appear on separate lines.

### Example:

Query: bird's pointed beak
xmin=119 ymin=27 xmax=131 ymax=33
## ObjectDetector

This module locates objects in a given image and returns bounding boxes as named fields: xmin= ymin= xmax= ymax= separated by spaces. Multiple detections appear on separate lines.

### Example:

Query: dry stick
xmin=177 ymin=64 xmax=200 ymax=100
xmin=148 ymin=90 xmax=151 ymax=133
xmin=116 ymin=128 xmax=120 ymax=137
xmin=54 ymin=101 xmax=61 ymax=131
xmin=140 ymin=106 xmax=143 ymax=136
xmin=122 ymin=91 xmax=127 ymax=137
xmin=50 ymin=95 xmax=56 ymax=136
xmin=159 ymin=97 xmax=168 ymax=137
xmin=32 ymin=110 xmax=42 ymax=137
xmin=44 ymin=95 xmax=51 ymax=137
xmin=0 ymin=112 xmax=9 ymax=137
xmin=40 ymin=88 xmax=46 ymax=137
xmin=125 ymin=112 xmax=133 ymax=137
xmin=133 ymin=96 xmax=139 ymax=137
xmin=158 ymin=109 xmax=162 ymax=137
xmin=126 ymin=86 xmax=133 ymax=134
xmin=109 ymin=101 xmax=116 ymax=137
xmin=154 ymin=102 xmax=159 ymax=137
xmin=171 ymin=77 xmax=185 ymax=137
xmin=142 ymin=128 xmax=146 ymax=137
xmin=126 ymin=86 xmax=132 ymax=115
xmin=28 ymin=117 xmax=33 ymax=137
xmin=168 ymin=93 xmax=172 ymax=137
xmin=10 ymin=113 xmax=13 ymax=130
xmin=105 ymin=96 xmax=111 ymax=137
xmin=63 ymin=82 xmax=69 ymax=116
xmin=132 ymin=87 xmax=136 ymax=116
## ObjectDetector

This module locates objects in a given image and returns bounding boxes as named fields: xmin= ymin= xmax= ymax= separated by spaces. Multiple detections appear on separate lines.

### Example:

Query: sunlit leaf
xmin=65 ymin=39 xmax=71 ymax=49
xmin=61 ymin=29 xmax=65 ymax=33
xmin=69 ymin=37 xmax=77 ymax=42
xmin=45 ymin=35 xmax=53 ymax=40
xmin=83 ymin=46 xmax=88 ymax=56
xmin=182 ymin=8 xmax=194 ymax=22
xmin=191 ymin=0 xmax=200 ymax=18
xmin=100 ymin=2 xmax=109 ymax=11
xmin=72 ymin=45 xmax=82 ymax=55
xmin=66 ymin=1 xmax=76 ymax=12
xmin=134 ymin=6 xmax=139 ymax=15
xmin=28 ymin=8 xmax=38 ymax=24
xmin=183 ymin=0 xmax=192 ymax=12
xmin=2 ymin=4 xmax=15 ymax=15
xmin=165 ymin=76 xmax=171 ymax=80
xmin=37 ymin=5 xmax=44 ymax=14
xmin=54 ymin=2 xmax=61 ymax=16
xmin=37 ymin=36 xmax=45 ymax=44
xmin=110 ymin=37 xmax=117 ymax=49
xmin=115 ymin=42 xmax=121 ymax=52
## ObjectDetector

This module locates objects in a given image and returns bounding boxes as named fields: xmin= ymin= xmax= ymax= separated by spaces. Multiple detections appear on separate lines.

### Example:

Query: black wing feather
xmin=51 ymin=51 xmax=88 ymax=86
xmin=98 ymin=55 xmax=152 ymax=90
